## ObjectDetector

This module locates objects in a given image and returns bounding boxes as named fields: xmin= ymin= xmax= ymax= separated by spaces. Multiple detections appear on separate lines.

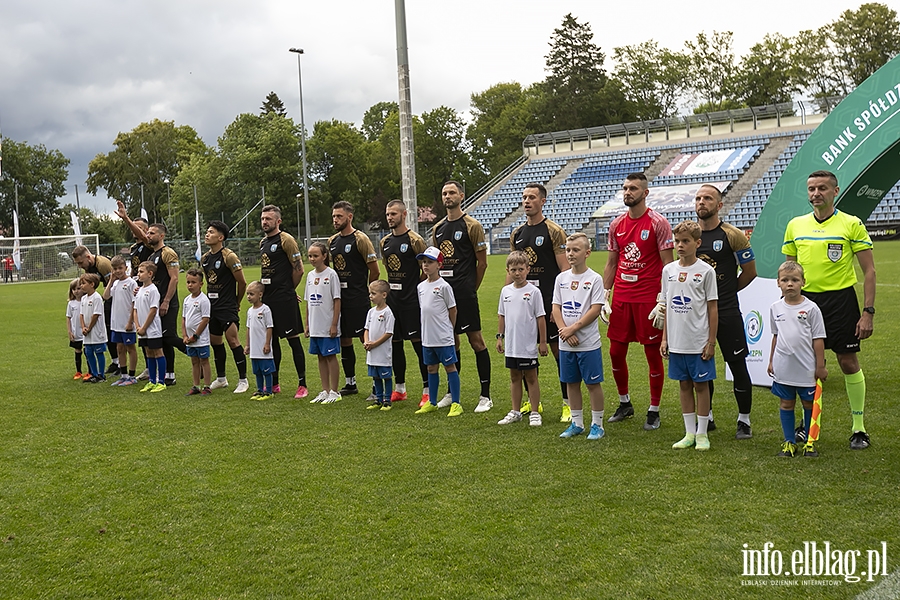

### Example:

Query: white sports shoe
xmin=529 ymin=412 xmax=542 ymax=427
xmin=497 ymin=410 xmax=522 ymax=425
xmin=322 ymin=390 xmax=342 ymax=404
xmin=474 ymin=396 xmax=493 ymax=413
xmin=210 ymin=378 xmax=229 ymax=390
xmin=233 ymin=379 xmax=250 ymax=394
xmin=436 ymin=393 xmax=453 ymax=408
xmin=136 ymin=369 xmax=150 ymax=381
xmin=309 ymin=390 xmax=328 ymax=404
xmin=365 ymin=392 xmax=378 ymax=402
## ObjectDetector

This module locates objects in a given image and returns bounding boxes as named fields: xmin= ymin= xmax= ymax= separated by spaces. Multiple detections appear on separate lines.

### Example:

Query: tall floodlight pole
xmin=395 ymin=0 xmax=418 ymax=233
xmin=289 ymin=47 xmax=312 ymax=247
xmin=164 ymin=178 xmax=171 ymax=227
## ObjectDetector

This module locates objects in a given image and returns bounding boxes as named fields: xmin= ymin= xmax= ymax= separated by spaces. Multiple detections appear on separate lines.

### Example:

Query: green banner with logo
xmin=753 ymin=54 xmax=900 ymax=277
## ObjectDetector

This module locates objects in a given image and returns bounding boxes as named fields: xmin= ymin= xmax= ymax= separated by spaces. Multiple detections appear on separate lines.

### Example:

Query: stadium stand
xmin=462 ymin=104 xmax=900 ymax=253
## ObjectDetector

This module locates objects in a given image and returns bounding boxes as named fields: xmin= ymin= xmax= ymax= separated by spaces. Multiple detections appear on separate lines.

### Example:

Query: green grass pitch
xmin=1 ymin=241 xmax=898 ymax=599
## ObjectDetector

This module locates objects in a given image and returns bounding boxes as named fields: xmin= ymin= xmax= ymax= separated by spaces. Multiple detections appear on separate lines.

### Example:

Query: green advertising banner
xmin=753 ymin=54 xmax=900 ymax=277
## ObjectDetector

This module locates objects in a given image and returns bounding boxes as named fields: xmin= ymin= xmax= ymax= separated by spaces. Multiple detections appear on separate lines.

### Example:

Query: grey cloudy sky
xmin=1 ymin=0 xmax=867 ymax=214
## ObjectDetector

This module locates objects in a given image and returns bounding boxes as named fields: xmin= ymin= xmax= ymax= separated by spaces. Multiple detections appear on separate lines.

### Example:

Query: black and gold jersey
xmin=511 ymin=218 xmax=567 ymax=294
xmin=129 ymin=241 xmax=153 ymax=278
xmin=432 ymin=213 xmax=486 ymax=298
xmin=698 ymin=221 xmax=755 ymax=315
xmin=201 ymin=247 xmax=243 ymax=312
xmin=329 ymin=229 xmax=377 ymax=306
xmin=84 ymin=255 xmax=113 ymax=290
xmin=260 ymin=231 xmax=303 ymax=299
xmin=381 ymin=229 xmax=426 ymax=306
xmin=148 ymin=245 xmax=180 ymax=308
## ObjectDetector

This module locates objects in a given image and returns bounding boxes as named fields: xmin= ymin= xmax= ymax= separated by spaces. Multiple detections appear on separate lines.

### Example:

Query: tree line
xmin=3 ymin=3 xmax=897 ymax=242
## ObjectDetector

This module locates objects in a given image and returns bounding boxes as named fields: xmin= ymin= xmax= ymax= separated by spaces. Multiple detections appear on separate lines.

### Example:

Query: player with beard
xmin=509 ymin=183 xmax=571 ymax=422
xmin=602 ymin=172 xmax=674 ymax=430
xmin=259 ymin=204 xmax=308 ymax=398
xmin=143 ymin=223 xmax=185 ymax=385
xmin=202 ymin=220 xmax=250 ymax=394
xmin=694 ymin=184 xmax=756 ymax=439
xmin=432 ymin=180 xmax=492 ymax=413
xmin=381 ymin=200 xmax=429 ymax=404
xmin=328 ymin=201 xmax=380 ymax=396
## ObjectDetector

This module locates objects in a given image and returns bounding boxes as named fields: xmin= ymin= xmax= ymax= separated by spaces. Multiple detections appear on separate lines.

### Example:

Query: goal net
xmin=0 ymin=234 xmax=99 ymax=283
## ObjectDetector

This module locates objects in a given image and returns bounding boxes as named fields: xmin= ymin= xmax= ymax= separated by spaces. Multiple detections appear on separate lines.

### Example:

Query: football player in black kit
xmin=259 ymin=205 xmax=308 ymax=398
xmin=432 ymin=181 xmax=492 ymax=413
xmin=510 ymin=183 xmax=572 ymax=422
xmin=328 ymin=201 xmax=380 ymax=396
xmin=695 ymin=184 xmax=757 ymax=439
xmin=202 ymin=220 xmax=250 ymax=394
xmin=381 ymin=200 xmax=429 ymax=405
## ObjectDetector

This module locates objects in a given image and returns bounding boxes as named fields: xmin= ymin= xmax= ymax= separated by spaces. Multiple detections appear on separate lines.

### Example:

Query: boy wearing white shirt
xmin=182 ymin=269 xmax=212 ymax=396
xmin=497 ymin=251 xmax=548 ymax=426
xmin=104 ymin=255 xmax=139 ymax=386
xmin=767 ymin=261 xmax=828 ymax=458
xmin=552 ymin=233 xmax=607 ymax=440
xmin=660 ymin=221 xmax=718 ymax=451
xmin=364 ymin=280 xmax=395 ymax=411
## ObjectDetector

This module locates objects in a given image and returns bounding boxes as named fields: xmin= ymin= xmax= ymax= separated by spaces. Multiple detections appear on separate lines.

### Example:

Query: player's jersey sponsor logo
xmin=827 ymin=243 xmax=843 ymax=262
xmin=797 ymin=310 xmax=808 ymax=322
xmin=562 ymin=300 xmax=582 ymax=310
xmin=377 ymin=313 xmax=385 ymax=321
xmin=671 ymin=295 xmax=692 ymax=313
xmin=693 ymin=273 xmax=703 ymax=283
xmin=623 ymin=242 xmax=641 ymax=262
xmin=432 ymin=286 xmax=441 ymax=295
xmin=582 ymin=281 xmax=592 ymax=290
xmin=535 ymin=236 xmax=544 ymax=246
xmin=522 ymin=293 xmax=531 ymax=301
xmin=640 ymin=229 xmax=650 ymax=241
xmin=713 ymin=240 xmax=723 ymax=252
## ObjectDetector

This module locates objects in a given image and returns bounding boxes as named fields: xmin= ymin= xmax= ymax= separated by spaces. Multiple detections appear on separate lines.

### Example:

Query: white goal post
xmin=0 ymin=234 xmax=99 ymax=283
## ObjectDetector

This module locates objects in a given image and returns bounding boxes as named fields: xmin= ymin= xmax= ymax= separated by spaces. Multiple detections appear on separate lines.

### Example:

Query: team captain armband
xmin=736 ymin=248 xmax=755 ymax=264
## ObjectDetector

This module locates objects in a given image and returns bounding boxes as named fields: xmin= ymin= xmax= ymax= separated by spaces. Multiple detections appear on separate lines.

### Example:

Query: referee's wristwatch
xmin=863 ymin=306 xmax=875 ymax=315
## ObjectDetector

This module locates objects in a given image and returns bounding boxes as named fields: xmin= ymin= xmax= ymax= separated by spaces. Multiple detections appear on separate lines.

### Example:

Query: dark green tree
xmin=86 ymin=119 xmax=207 ymax=222
xmin=791 ymin=29 xmax=848 ymax=98
xmin=685 ymin=31 xmax=741 ymax=112
xmin=613 ymin=41 xmax=689 ymax=119
xmin=737 ymin=34 xmax=797 ymax=106
xmin=831 ymin=3 xmax=900 ymax=87
xmin=361 ymin=101 xmax=399 ymax=141
xmin=260 ymin=92 xmax=288 ymax=117
xmin=0 ymin=137 xmax=69 ymax=236
xmin=467 ymin=82 xmax=539 ymax=176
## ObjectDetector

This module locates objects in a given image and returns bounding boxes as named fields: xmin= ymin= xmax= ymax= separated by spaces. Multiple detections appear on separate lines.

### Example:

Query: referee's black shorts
xmin=265 ymin=296 xmax=304 ymax=338
xmin=803 ymin=287 xmax=861 ymax=353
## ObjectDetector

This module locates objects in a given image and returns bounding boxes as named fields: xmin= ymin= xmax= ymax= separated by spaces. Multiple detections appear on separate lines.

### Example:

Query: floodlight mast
xmin=289 ymin=47 xmax=312 ymax=247
xmin=395 ymin=0 xmax=418 ymax=233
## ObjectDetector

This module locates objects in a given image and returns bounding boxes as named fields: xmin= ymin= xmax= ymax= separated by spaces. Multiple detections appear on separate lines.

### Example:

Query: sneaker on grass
xmin=323 ymin=391 xmax=342 ymax=404
xmin=136 ymin=369 xmax=150 ymax=381
xmin=802 ymin=441 xmax=819 ymax=457
xmin=672 ymin=434 xmax=696 ymax=449
xmin=777 ymin=441 xmax=797 ymax=457
xmin=643 ymin=410 xmax=660 ymax=430
xmin=140 ymin=382 xmax=156 ymax=393
xmin=520 ymin=401 xmax=531 ymax=414
xmin=474 ymin=397 xmax=493 ymax=413
xmin=390 ymin=390 xmax=407 ymax=402
xmin=418 ymin=392 xmax=430 ymax=408
xmin=150 ymin=383 xmax=167 ymax=393
xmin=607 ymin=402 xmax=634 ymax=422
xmin=415 ymin=402 xmax=437 ymax=414
xmin=210 ymin=378 xmax=229 ymax=390
xmin=559 ymin=423 xmax=584 ymax=438
xmin=380 ymin=403 xmax=392 ymax=411
xmin=447 ymin=403 xmax=463 ymax=417
xmin=436 ymin=393 xmax=453 ymax=408
xmin=794 ymin=426 xmax=807 ymax=444
xmin=587 ymin=423 xmax=605 ymax=440
xmin=849 ymin=431 xmax=870 ymax=450
xmin=694 ymin=433 xmax=710 ymax=451
xmin=529 ymin=412 xmax=542 ymax=427
xmin=294 ymin=385 xmax=309 ymax=399
xmin=560 ymin=404 xmax=571 ymax=423
xmin=233 ymin=380 xmax=250 ymax=394
xmin=366 ymin=402 xmax=381 ymax=410
xmin=736 ymin=421 xmax=752 ymax=440
xmin=309 ymin=391 xmax=328 ymax=404
xmin=497 ymin=411 xmax=522 ymax=425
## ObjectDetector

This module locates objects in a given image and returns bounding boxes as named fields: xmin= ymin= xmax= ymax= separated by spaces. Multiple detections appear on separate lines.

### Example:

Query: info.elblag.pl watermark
xmin=741 ymin=541 xmax=888 ymax=587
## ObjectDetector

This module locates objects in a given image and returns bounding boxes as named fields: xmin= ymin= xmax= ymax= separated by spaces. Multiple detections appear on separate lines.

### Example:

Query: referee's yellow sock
xmin=845 ymin=369 xmax=866 ymax=432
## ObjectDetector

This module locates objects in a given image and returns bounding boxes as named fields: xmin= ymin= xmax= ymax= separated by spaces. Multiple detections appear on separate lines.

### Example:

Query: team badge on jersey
xmin=535 ymin=236 xmax=544 ymax=246
xmin=693 ymin=273 xmax=703 ymax=283
xmin=583 ymin=281 xmax=592 ymax=290
xmin=640 ymin=229 xmax=650 ymax=241
xmin=345 ymin=244 xmax=352 ymax=253
xmin=713 ymin=240 xmax=723 ymax=252
xmin=271 ymin=244 xmax=278 ymax=252
xmin=215 ymin=260 xmax=221 ymax=269
xmin=522 ymin=293 xmax=531 ymax=301
xmin=454 ymin=231 xmax=462 ymax=241
xmin=827 ymin=243 xmax=842 ymax=262
xmin=570 ymin=281 xmax=580 ymax=290
xmin=798 ymin=310 xmax=808 ymax=322
xmin=314 ymin=278 xmax=319 ymax=285
xmin=678 ymin=272 xmax=687 ymax=282
xmin=400 ymin=243 xmax=408 ymax=253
